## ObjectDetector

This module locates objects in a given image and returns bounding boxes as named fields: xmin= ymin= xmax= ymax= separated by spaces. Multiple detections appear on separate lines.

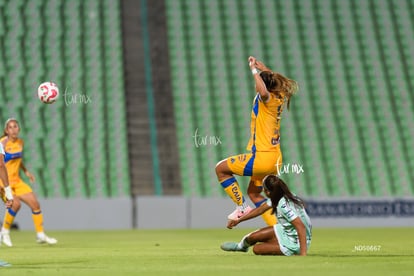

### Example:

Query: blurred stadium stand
xmin=166 ymin=0 xmax=414 ymax=198
xmin=0 ymin=0 xmax=413 ymax=201
xmin=0 ymin=0 xmax=130 ymax=198
xmin=0 ymin=0 xmax=413 ymax=230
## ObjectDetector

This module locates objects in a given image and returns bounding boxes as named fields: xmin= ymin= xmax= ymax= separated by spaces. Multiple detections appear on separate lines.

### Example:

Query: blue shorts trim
xmin=243 ymin=154 xmax=255 ymax=176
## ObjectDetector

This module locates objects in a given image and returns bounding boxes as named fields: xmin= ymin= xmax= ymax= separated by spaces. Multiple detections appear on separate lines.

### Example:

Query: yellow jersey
xmin=0 ymin=137 xmax=24 ymax=184
xmin=246 ymin=93 xmax=285 ymax=152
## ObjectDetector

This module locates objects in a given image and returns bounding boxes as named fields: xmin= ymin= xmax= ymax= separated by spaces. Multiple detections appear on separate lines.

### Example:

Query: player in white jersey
xmin=0 ymin=141 xmax=13 ymax=267
xmin=221 ymin=175 xmax=311 ymax=256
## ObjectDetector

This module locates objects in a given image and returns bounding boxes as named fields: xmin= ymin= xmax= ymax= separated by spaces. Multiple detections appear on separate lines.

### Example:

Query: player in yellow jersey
xmin=215 ymin=56 xmax=298 ymax=225
xmin=0 ymin=118 xmax=57 ymax=246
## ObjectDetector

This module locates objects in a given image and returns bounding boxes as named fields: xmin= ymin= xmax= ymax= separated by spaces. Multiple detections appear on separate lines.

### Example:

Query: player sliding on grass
xmin=0 ymin=118 xmax=57 ymax=246
xmin=215 ymin=56 xmax=298 ymax=225
xmin=0 ymin=138 xmax=13 ymax=267
xmin=221 ymin=175 xmax=311 ymax=256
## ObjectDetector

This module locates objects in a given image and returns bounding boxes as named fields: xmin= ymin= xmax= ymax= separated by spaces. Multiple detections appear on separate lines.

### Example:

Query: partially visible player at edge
xmin=215 ymin=56 xmax=298 ymax=225
xmin=0 ymin=118 xmax=57 ymax=246
xmin=0 ymin=139 xmax=13 ymax=267
xmin=221 ymin=175 xmax=312 ymax=256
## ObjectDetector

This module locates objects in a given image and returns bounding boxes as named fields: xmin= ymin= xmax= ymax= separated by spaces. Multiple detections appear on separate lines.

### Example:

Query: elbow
xmin=259 ymin=93 xmax=269 ymax=102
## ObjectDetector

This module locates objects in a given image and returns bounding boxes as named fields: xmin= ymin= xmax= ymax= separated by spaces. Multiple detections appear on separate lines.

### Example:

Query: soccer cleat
xmin=37 ymin=235 xmax=58 ymax=245
xmin=0 ymin=259 xmax=11 ymax=267
xmin=220 ymin=242 xmax=248 ymax=252
xmin=227 ymin=206 xmax=253 ymax=220
xmin=0 ymin=233 xmax=13 ymax=247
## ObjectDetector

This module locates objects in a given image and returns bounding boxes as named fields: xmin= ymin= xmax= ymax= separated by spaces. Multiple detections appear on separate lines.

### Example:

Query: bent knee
xmin=215 ymin=158 xmax=227 ymax=169
xmin=31 ymin=201 xmax=41 ymax=210
xmin=12 ymin=200 xmax=22 ymax=211
xmin=215 ymin=159 xmax=230 ymax=177
xmin=247 ymin=185 xmax=263 ymax=195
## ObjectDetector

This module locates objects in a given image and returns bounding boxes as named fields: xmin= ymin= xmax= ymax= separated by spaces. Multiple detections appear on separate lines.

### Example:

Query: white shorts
xmin=274 ymin=225 xmax=296 ymax=256
xmin=273 ymin=224 xmax=310 ymax=256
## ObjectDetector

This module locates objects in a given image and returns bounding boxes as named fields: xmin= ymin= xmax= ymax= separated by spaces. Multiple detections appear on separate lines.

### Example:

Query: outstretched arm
xmin=248 ymin=56 xmax=270 ymax=102
xmin=20 ymin=162 xmax=35 ymax=183
xmin=254 ymin=59 xmax=272 ymax=72
xmin=227 ymin=202 xmax=271 ymax=229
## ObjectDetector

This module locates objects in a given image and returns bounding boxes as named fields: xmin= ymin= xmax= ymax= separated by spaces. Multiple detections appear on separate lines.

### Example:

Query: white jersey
xmin=267 ymin=197 xmax=312 ymax=255
xmin=0 ymin=142 xmax=4 ymax=155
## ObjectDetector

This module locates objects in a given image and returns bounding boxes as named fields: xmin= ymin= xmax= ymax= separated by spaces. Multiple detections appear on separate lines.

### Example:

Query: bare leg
xmin=248 ymin=181 xmax=277 ymax=226
xmin=215 ymin=159 xmax=234 ymax=181
xmin=246 ymin=226 xmax=284 ymax=255
xmin=18 ymin=192 xmax=40 ymax=211
xmin=247 ymin=181 xmax=265 ymax=205
xmin=18 ymin=192 xmax=44 ymax=235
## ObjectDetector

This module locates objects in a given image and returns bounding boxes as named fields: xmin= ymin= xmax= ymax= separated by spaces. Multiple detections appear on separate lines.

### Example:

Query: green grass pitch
xmin=0 ymin=228 xmax=413 ymax=275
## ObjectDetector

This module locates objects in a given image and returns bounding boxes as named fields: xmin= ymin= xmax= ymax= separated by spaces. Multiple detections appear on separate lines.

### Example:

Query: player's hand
xmin=254 ymin=60 xmax=267 ymax=71
xmin=5 ymin=199 xmax=13 ymax=208
xmin=2 ymin=186 xmax=14 ymax=208
xmin=248 ymin=56 xmax=257 ymax=69
xmin=226 ymin=219 xmax=240 ymax=229
xmin=25 ymin=171 xmax=35 ymax=183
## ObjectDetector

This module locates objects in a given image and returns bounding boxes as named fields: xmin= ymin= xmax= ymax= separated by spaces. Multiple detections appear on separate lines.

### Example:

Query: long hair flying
xmin=262 ymin=174 xmax=304 ymax=214
xmin=260 ymin=71 xmax=298 ymax=109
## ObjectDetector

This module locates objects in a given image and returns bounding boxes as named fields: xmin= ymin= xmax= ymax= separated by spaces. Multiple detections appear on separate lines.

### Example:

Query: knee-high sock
xmin=32 ymin=209 xmax=44 ymax=233
xmin=2 ymin=208 xmax=17 ymax=232
xmin=220 ymin=177 xmax=245 ymax=206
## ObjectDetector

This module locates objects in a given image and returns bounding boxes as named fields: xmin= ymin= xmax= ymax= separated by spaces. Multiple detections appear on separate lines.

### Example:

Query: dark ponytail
xmin=263 ymin=175 xmax=304 ymax=214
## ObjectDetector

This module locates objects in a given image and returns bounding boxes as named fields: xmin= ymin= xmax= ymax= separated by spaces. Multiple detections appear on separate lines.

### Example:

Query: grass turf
xmin=0 ymin=228 xmax=413 ymax=275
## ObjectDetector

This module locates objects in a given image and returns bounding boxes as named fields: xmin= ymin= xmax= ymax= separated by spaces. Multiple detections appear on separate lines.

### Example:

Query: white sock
xmin=1 ymin=228 xmax=9 ymax=235
xmin=238 ymin=234 xmax=250 ymax=250
xmin=240 ymin=200 xmax=249 ymax=212
xmin=37 ymin=232 xmax=46 ymax=239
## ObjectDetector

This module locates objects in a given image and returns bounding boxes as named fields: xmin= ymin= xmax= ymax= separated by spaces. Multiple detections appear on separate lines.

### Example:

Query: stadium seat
xmin=166 ymin=0 xmax=414 ymax=198
xmin=0 ymin=0 xmax=129 ymax=198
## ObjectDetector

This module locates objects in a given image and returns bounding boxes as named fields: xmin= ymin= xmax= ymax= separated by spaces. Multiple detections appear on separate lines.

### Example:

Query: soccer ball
xmin=37 ymin=82 xmax=59 ymax=104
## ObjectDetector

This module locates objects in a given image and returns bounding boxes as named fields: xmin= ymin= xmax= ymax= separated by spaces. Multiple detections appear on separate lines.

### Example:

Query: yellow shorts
xmin=226 ymin=149 xmax=282 ymax=187
xmin=0 ymin=179 xmax=33 ymax=197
